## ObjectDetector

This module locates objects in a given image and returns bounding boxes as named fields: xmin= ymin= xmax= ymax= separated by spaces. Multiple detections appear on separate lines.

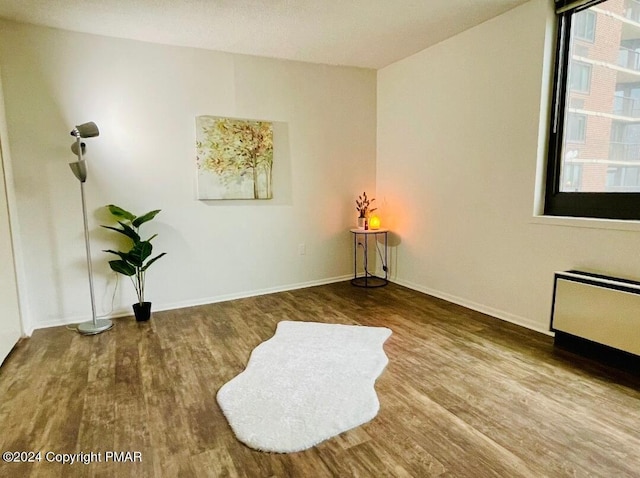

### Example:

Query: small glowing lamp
xmin=369 ymin=215 xmax=381 ymax=230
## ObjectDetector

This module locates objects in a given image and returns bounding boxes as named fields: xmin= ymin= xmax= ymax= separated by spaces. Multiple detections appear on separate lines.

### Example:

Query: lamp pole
xmin=69 ymin=123 xmax=113 ymax=335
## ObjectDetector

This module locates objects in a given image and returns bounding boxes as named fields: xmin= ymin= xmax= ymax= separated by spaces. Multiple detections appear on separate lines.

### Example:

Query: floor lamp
xmin=69 ymin=121 xmax=113 ymax=335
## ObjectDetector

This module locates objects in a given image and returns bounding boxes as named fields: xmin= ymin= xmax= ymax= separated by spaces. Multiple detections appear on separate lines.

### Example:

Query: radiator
xmin=551 ymin=270 xmax=640 ymax=356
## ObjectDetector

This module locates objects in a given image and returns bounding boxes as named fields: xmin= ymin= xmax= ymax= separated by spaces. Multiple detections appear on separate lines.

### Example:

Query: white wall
xmin=377 ymin=0 xmax=640 ymax=333
xmin=0 ymin=21 xmax=376 ymax=331
xmin=7 ymin=0 xmax=634 ymax=336
xmin=0 ymin=68 xmax=23 ymax=358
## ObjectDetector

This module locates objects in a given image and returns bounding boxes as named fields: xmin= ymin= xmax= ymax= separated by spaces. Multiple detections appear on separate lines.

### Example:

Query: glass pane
xmin=560 ymin=0 xmax=640 ymax=192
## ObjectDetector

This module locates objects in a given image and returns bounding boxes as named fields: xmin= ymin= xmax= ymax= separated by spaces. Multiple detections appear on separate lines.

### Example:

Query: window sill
xmin=530 ymin=215 xmax=640 ymax=231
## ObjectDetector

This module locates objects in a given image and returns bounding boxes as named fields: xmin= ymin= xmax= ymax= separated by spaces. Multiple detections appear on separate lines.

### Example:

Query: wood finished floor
xmin=1 ymin=282 xmax=640 ymax=477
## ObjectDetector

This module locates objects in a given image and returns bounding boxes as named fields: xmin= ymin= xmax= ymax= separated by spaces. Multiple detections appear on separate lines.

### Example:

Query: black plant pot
xmin=133 ymin=302 xmax=152 ymax=322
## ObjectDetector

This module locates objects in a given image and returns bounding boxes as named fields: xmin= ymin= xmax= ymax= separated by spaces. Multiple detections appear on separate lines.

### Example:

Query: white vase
xmin=357 ymin=217 xmax=366 ymax=229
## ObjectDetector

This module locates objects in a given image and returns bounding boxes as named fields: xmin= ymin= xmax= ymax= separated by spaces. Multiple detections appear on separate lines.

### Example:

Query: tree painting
xmin=196 ymin=116 xmax=273 ymax=199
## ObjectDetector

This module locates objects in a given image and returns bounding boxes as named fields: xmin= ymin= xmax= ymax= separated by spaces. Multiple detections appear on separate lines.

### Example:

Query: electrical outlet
xmin=298 ymin=243 xmax=306 ymax=255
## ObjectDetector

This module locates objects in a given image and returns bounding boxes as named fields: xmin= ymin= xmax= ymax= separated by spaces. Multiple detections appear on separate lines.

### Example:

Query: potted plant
xmin=355 ymin=191 xmax=377 ymax=229
xmin=102 ymin=204 xmax=166 ymax=322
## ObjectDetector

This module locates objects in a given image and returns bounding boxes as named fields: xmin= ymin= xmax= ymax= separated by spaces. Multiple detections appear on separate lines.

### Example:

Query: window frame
xmin=545 ymin=1 xmax=640 ymax=220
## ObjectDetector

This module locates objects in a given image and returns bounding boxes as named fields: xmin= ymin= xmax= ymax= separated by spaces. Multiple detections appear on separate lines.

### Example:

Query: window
xmin=614 ymin=84 xmax=640 ymax=116
xmin=626 ymin=0 xmax=640 ymax=23
xmin=563 ymin=163 xmax=583 ymax=191
xmin=574 ymin=10 xmax=596 ymax=42
xmin=545 ymin=0 xmax=640 ymax=219
xmin=566 ymin=113 xmax=586 ymax=142
xmin=569 ymin=62 xmax=591 ymax=92
xmin=607 ymin=166 xmax=640 ymax=190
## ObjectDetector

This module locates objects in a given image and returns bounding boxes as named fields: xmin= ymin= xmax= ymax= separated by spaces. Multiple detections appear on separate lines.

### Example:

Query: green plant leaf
xmin=108 ymin=259 xmax=136 ymax=276
xmin=147 ymin=234 xmax=158 ymax=242
xmin=132 ymin=209 xmax=161 ymax=228
xmin=101 ymin=223 xmax=141 ymax=243
xmin=142 ymin=252 xmax=166 ymax=271
xmin=126 ymin=241 xmax=153 ymax=267
xmin=103 ymin=249 xmax=130 ymax=262
xmin=117 ymin=222 xmax=141 ymax=241
xmin=107 ymin=204 xmax=136 ymax=222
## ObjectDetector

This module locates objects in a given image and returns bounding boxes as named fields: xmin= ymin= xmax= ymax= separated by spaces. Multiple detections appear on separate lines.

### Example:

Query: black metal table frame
xmin=350 ymin=229 xmax=389 ymax=288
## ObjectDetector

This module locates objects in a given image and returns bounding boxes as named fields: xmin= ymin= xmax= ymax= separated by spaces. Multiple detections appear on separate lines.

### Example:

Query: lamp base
xmin=77 ymin=319 xmax=113 ymax=335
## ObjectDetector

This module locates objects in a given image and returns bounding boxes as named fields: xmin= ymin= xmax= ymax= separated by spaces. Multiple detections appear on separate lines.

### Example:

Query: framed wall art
xmin=196 ymin=116 xmax=273 ymax=200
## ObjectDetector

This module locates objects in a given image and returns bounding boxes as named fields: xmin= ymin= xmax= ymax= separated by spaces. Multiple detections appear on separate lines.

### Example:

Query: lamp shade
xmin=71 ymin=121 xmax=99 ymax=138
xmin=71 ymin=141 xmax=86 ymax=157
xmin=369 ymin=215 xmax=381 ymax=230
xmin=69 ymin=160 xmax=87 ymax=182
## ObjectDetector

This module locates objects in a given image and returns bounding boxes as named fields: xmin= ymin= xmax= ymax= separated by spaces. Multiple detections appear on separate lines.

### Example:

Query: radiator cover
xmin=551 ymin=271 xmax=640 ymax=357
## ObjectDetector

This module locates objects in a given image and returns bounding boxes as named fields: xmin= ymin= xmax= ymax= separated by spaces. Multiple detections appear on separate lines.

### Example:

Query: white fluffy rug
xmin=216 ymin=320 xmax=392 ymax=453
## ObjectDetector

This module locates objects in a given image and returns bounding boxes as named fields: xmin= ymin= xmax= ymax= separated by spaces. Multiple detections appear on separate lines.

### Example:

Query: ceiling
xmin=0 ymin=0 xmax=531 ymax=69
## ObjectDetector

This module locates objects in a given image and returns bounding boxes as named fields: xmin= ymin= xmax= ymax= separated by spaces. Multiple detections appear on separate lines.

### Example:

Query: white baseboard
xmin=154 ymin=274 xmax=353 ymax=313
xmin=22 ymin=326 xmax=34 ymax=337
xmin=31 ymin=274 xmax=552 ymax=337
xmin=391 ymin=278 xmax=553 ymax=337
xmin=32 ymin=308 xmax=138 ymax=332
xmin=32 ymin=274 xmax=353 ymax=331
